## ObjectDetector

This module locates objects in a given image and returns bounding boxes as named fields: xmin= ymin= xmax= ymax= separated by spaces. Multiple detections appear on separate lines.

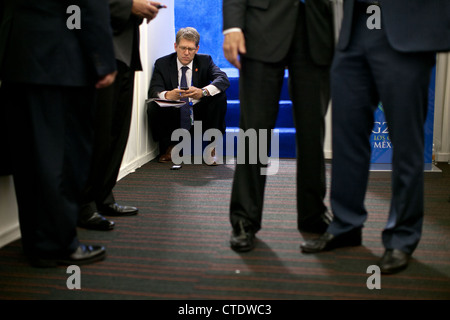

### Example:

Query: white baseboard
xmin=436 ymin=152 xmax=450 ymax=163
xmin=0 ymin=223 xmax=20 ymax=249
xmin=117 ymin=150 xmax=158 ymax=181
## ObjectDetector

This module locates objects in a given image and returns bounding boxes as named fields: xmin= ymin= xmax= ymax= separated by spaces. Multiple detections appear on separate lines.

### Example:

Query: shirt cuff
xmin=204 ymin=85 xmax=220 ymax=97
xmin=223 ymin=28 xmax=243 ymax=35
xmin=158 ymin=91 xmax=168 ymax=99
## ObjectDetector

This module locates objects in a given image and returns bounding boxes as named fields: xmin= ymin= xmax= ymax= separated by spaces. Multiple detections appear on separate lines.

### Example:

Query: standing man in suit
xmin=148 ymin=27 xmax=230 ymax=164
xmin=223 ymin=0 xmax=335 ymax=252
xmin=0 ymin=0 xmax=117 ymax=266
xmin=301 ymin=0 xmax=450 ymax=274
xmin=79 ymin=0 xmax=163 ymax=231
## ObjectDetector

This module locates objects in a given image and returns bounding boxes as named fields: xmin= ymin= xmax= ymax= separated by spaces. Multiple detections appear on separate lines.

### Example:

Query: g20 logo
xmin=372 ymin=121 xmax=389 ymax=134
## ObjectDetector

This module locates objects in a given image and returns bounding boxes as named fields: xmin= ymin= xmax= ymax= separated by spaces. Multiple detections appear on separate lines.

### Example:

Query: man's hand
xmin=181 ymin=87 xmax=203 ymax=100
xmin=164 ymin=88 xmax=185 ymax=101
xmin=132 ymin=0 xmax=162 ymax=23
xmin=165 ymin=87 xmax=203 ymax=101
xmin=96 ymin=71 xmax=117 ymax=89
xmin=223 ymin=31 xmax=246 ymax=69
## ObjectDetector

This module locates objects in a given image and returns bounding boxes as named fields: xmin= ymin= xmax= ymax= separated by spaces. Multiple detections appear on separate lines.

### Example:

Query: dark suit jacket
xmin=148 ymin=53 xmax=230 ymax=98
xmin=339 ymin=0 xmax=450 ymax=52
xmin=0 ymin=0 xmax=116 ymax=86
xmin=109 ymin=0 xmax=143 ymax=71
xmin=0 ymin=1 xmax=10 ymax=74
xmin=222 ymin=0 xmax=334 ymax=66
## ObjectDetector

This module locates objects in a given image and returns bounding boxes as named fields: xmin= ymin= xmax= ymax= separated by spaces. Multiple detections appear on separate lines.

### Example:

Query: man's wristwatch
xmin=202 ymin=88 xmax=209 ymax=97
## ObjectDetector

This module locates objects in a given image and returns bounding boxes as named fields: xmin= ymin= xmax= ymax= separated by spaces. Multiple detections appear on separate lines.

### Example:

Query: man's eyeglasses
xmin=178 ymin=46 xmax=197 ymax=53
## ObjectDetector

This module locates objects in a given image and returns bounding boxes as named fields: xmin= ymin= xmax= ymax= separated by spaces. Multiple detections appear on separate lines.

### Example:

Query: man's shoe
xmin=101 ymin=203 xmax=139 ymax=216
xmin=230 ymin=220 xmax=255 ymax=252
xmin=159 ymin=145 xmax=174 ymax=163
xmin=29 ymin=244 xmax=106 ymax=267
xmin=298 ymin=211 xmax=332 ymax=234
xmin=378 ymin=249 xmax=411 ymax=274
xmin=300 ymin=228 xmax=362 ymax=253
xmin=78 ymin=212 xmax=115 ymax=231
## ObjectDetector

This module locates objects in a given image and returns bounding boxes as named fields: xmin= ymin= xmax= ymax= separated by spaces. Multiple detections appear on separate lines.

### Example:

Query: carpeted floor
xmin=0 ymin=159 xmax=449 ymax=300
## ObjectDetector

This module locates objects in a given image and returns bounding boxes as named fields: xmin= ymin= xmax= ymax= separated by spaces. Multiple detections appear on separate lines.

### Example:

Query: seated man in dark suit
xmin=147 ymin=27 xmax=230 ymax=164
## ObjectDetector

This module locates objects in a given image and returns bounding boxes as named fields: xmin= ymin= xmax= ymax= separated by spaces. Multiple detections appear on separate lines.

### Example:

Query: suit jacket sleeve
xmin=109 ymin=0 xmax=133 ymax=33
xmin=223 ymin=0 xmax=297 ymax=63
xmin=223 ymin=0 xmax=333 ymax=65
xmin=76 ymin=0 xmax=117 ymax=77
xmin=148 ymin=57 xmax=169 ymax=98
xmin=380 ymin=0 xmax=450 ymax=53
xmin=108 ymin=0 xmax=143 ymax=69
xmin=305 ymin=0 xmax=335 ymax=65
xmin=340 ymin=0 xmax=450 ymax=53
xmin=205 ymin=55 xmax=230 ymax=92
xmin=109 ymin=0 xmax=144 ymax=35
xmin=223 ymin=0 xmax=247 ymax=30
xmin=0 ymin=1 xmax=11 ymax=74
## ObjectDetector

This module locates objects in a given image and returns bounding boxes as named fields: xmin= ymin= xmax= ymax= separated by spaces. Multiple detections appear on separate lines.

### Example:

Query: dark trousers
xmin=230 ymin=5 xmax=330 ymax=233
xmin=80 ymin=60 xmax=135 ymax=219
xmin=328 ymin=7 xmax=435 ymax=254
xmin=147 ymin=91 xmax=227 ymax=154
xmin=1 ymin=82 xmax=95 ymax=258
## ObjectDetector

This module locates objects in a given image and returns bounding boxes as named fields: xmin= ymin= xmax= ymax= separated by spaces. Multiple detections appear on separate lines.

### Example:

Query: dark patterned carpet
xmin=0 ymin=159 xmax=449 ymax=301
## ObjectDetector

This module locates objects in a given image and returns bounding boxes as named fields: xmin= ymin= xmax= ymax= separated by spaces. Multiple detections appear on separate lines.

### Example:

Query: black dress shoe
xmin=300 ymin=228 xmax=362 ymax=253
xmin=101 ymin=203 xmax=139 ymax=216
xmin=298 ymin=211 xmax=333 ymax=234
xmin=230 ymin=220 xmax=255 ymax=253
xmin=78 ymin=212 xmax=115 ymax=231
xmin=29 ymin=244 xmax=106 ymax=268
xmin=378 ymin=249 xmax=411 ymax=274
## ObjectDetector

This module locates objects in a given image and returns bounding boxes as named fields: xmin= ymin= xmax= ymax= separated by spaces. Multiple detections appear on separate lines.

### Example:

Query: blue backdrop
xmin=174 ymin=0 xmax=231 ymax=68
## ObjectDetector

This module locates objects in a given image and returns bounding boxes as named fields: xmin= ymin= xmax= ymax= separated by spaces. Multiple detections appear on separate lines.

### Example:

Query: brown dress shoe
xmin=159 ymin=145 xmax=174 ymax=163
